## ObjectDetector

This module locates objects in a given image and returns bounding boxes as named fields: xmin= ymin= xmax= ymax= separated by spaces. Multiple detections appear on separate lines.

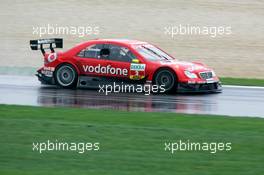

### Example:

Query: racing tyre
xmin=55 ymin=64 xmax=78 ymax=88
xmin=154 ymin=69 xmax=177 ymax=93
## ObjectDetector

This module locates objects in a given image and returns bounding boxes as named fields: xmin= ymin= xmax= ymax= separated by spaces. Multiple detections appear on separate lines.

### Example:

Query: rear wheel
xmin=55 ymin=64 xmax=78 ymax=88
xmin=154 ymin=69 xmax=177 ymax=93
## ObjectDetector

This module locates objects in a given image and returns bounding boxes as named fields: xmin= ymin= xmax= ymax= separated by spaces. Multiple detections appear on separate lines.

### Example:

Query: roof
xmin=93 ymin=38 xmax=147 ymax=45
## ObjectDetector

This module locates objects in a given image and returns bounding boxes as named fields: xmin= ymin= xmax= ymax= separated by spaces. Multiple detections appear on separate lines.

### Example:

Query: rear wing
xmin=30 ymin=38 xmax=63 ymax=55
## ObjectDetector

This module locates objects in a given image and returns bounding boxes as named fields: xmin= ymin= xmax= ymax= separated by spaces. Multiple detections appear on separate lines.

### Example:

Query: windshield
xmin=134 ymin=44 xmax=175 ymax=61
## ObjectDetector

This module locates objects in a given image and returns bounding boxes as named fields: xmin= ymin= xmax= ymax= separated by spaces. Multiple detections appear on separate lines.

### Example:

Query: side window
xmin=77 ymin=44 xmax=103 ymax=58
xmin=104 ymin=44 xmax=136 ymax=62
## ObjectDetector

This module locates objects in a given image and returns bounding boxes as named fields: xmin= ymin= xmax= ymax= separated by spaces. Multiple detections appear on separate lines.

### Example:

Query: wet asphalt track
xmin=0 ymin=75 xmax=264 ymax=118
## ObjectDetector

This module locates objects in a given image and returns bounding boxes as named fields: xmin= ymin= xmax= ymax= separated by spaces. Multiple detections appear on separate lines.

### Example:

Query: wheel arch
xmin=54 ymin=61 xmax=80 ymax=75
xmin=53 ymin=62 xmax=79 ymax=88
xmin=152 ymin=66 xmax=178 ymax=83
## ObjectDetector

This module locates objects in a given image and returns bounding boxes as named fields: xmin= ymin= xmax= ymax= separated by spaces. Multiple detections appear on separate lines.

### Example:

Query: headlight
xmin=184 ymin=70 xmax=197 ymax=79
xmin=212 ymin=70 xmax=216 ymax=77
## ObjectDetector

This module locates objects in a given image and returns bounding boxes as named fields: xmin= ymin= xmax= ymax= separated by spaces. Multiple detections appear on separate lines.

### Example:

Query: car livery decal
xmin=82 ymin=64 xmax=128 ymax=76
xmin=47 ymin=53 xmax=57 ymax=63
xmin=41 ymin=67 xmax=55 ymax=77
xmin=129 ymin=63 xmax=146 ymax=80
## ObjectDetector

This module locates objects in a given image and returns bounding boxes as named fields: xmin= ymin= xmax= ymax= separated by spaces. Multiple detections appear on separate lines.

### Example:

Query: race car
xmin=30 ymin=38 xmax=222 ymax=93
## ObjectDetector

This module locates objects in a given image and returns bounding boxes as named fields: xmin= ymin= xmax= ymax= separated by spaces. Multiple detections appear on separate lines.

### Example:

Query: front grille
xmin=199 ymin=71 xmax=213 ymax=79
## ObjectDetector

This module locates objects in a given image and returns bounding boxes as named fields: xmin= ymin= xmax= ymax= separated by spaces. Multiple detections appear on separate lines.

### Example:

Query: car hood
xmin=159 ymin=60 xmax=211 ymax=72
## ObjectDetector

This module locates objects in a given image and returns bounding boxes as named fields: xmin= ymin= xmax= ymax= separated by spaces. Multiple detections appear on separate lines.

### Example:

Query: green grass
xmin=220 ymin=77 xmax=264 ymax=86
xmin=0 ymin=105 xmax=263 ymax=175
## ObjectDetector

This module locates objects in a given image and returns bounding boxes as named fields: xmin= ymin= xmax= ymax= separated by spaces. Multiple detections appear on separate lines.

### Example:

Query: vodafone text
xmin=83 ymin=64 xmax=128 ymax=76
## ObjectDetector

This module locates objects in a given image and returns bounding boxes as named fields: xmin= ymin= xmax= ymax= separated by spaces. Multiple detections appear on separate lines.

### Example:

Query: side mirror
xmin=132 ymin=59 xmax=140 ymax=63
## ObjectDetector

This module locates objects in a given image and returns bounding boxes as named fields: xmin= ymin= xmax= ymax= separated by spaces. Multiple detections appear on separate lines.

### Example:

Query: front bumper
xmin=177 ymin=81 xmax=222 ymax=93
xmin=36 ymin=72 xmax=55 ymax=85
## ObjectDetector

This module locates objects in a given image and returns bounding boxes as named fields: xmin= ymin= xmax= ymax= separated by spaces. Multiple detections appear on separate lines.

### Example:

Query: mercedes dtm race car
xmin=30 ymin=38 xmax=222 ymax=93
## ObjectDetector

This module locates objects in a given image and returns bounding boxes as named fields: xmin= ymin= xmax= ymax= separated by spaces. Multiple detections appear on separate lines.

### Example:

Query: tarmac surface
xmin=0 ymin=75 xmax=263 ymax=118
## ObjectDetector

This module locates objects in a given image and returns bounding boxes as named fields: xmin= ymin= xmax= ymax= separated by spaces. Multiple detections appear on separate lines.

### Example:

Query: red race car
xmin=30 ymin=38 xmax=222 ymax=93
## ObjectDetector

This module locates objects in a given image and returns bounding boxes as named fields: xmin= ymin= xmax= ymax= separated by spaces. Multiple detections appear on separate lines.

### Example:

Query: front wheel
xmin=55 ymin=64 xmax=78 ymax=88
xmin=154 ymin=69 xmax=177 ymax=93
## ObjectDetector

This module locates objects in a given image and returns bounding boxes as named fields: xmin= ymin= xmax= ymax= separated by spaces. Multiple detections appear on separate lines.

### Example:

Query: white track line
xmin=223 ymin=85 xmax=264 ymax=89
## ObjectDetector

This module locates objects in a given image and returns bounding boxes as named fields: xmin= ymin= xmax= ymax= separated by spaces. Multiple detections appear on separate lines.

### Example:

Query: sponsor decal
xmin=41 ymin=67 xmax=55 ymax=77
xmin=47 ymin=53 xmax=57 ymax=63
xmin=206 ymin=79 xmax=216 ymax=83
xmin=187 ymin=80 xmax=217 ymax=84
xmin=129 ymin=63 xmax=146 ymax=80
xmin=37 ymin=39 xmax=56 ymax=44
xmin=82 ymin=64 xmax=128 ymax=76
xmin=130 ymin=63 xmax=145 ymax=71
